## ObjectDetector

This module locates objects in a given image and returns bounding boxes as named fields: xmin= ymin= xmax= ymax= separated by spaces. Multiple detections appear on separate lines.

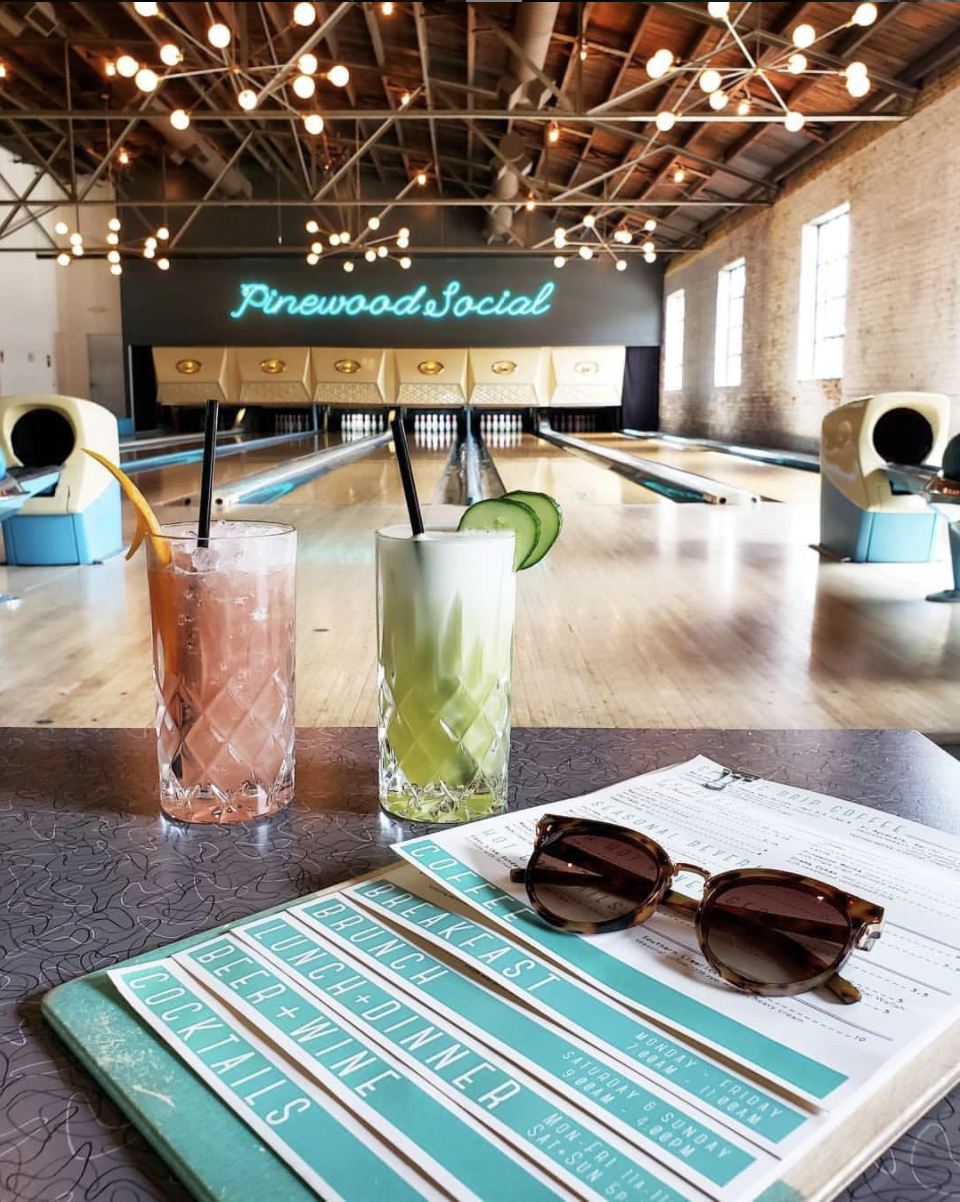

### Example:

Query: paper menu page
xmin=394 ymin=756 xmax=960 ymax=1110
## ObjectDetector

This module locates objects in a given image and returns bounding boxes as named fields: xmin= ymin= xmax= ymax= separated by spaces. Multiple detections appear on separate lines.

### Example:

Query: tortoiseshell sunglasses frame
xmin=510 ymin=814 xmax=884 ymax=1003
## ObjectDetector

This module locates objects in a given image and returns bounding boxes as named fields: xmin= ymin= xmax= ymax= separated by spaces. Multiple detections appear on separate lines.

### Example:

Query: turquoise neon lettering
xmin=228 ymin=280 xmax=555 ymax=321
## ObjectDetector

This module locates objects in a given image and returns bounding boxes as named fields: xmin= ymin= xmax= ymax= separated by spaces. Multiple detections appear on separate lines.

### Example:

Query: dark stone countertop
xmin=2 ymin=726 xmax=959 ymax=1201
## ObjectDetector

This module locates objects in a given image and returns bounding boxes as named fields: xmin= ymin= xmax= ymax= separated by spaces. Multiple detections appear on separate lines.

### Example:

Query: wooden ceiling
xmin=1 ymin=2 xmax=959 ymax=255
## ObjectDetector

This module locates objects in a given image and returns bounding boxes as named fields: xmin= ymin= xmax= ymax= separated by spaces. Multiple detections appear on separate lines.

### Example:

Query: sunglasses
xmin=510 ymin=815 xmax=884 ymax=1004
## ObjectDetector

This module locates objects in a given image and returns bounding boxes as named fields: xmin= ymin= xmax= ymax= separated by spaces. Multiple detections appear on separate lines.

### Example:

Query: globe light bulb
xmin=382 ymin=2 xmax=395 ymax=14
xmin=208 ymin=22 xmax=231 ymax=49
xmin=69 ymin=231 xmax=83 ymax=245
xmin=852 ymin=3 xmax=877 ymax=27
xmin=298 ymin=53 xmax=318 ymax=76
xmin=364 ymin=248 xmax=376 ymax=262
xmin=104 ymin=61 xmax=116 ymax=77
xmin=845 ymin=60 xmax=869 ymax=78
xmin=108 ymin=217 xmax=122 ymax=232
xmin=398 ymin=227 xmax=410 ymax=240
xmin=673 ymin=167 xmax=686 ymax=183
xmin=397 ymin=237 xmax=409 ymax=249
xmin=547 ymin=121 xmax=560 ymax=144
xmin=143 ymin=245 xmax=155 ymax=259
xmin=553 ymin=226 xmax=566 ymax=245
xmin=57 ymin=252 xmax=71 ymax=266
xmin=642 ymin=240 xmax=655 ymax=253
xmin=646 ymin=48 xmax=673 ymax=80
xmin=54 ymin=221 xmax=68 ymax=236
xmin=310 ymin=241 xmax=323 ymax=254
xmin=644 ymin=251 xmax=657 ymax=264
xmin=107 ymin=232 xmax=119 ymax=246
xmin=293 ymin=2 xmax=316 ymax=25
xmin=699 ymin=68 xmax=722 ymax=93
xmin=553 ymin=255 xmax=565 ymax=269
xmin=72 ymin=244 xmax=84 ymax=257
xmin=792 ymin=23 xmax=816 ymax=49
xmin=377 ymin=245 xmax=388 ymax=258
xmin=159 ymin=43 xmax=182 ymax=67
xmin=616 ymin=259 xmax=628 ymax=272
xmin=583 ymin=213 xmax=596 ymax=228
xmin=170 ymin=108 xmax=190 ymax=130
xmin=399 ymin=255 xmax=412 ymax=269
xmin=578 ymin=245 xmax=594 ymax=260
xmin=238 ymin=89 xmax=258 ymax=111
xmin=416 ymin=171 xmax=427 ymax=186
xmin=737 ymin=97 xmax=751 ymax=116
xmin=134 ymin=2 xmax=159 ymax=15
xmin=110 ymin=262 xmax=122 ymax=275
xmin=525 ymin=197 xmax=535 ymax=212
xmin=400 ymin=90 xmax=412 ymax=106
xmin=303 ymin=113 xmax=324 ymax=135
xmin=343 ymin=260 xmax=355 ymax=272
xmin=709 ymin=89 xmax=728 ymax=110
xmin=643 ymin=218 xmax=657 ymax=233
xmin=118 ymin=149 xmax=130 ymax=165
xmin=655 ymin=110 xmax=677 ymax=132
xmin=306 ymin=252 xmax=319 ymax=265
xmin=707 ymin=2 xmax=730 ymax=16
xmin=329 ymin=233 xmax=341 ymax=247
xmin=784 ymin=110 xmax=806 ymax=132
xmin=293 ymin=74 xmax=316 ymax=99
xmin=146 ymin=236 xmax=157 ymax=248
xmin=157 ymin=257 xmax=170 ymax=270
xmin=306 ymin=219 xmax=319 ymax=234
xmin=846 ymin=73 xmax=870 ymax=98
xmin=368 ymin=216 xmax=381 ymax=230
xmin=154 ymin=226 xmax=168 ymax=242
xmin=788 ymin=53 xmax=807 ymax=75
xmin=340 ymin=230 xmax=350 ymax=243
xmin=116 ymin=55 xmax=139 ymax=79
xmin=108 ymin=250 xmax=120 ymax=263
xmin=327 ymin=64 xmax=350 ymax=88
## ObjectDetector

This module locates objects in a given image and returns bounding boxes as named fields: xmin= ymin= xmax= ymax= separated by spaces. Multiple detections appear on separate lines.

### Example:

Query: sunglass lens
xmin=701 ymin=879 xmax=852 ymax=989
xmin=527 ymin=832 xmax=661 ymax=925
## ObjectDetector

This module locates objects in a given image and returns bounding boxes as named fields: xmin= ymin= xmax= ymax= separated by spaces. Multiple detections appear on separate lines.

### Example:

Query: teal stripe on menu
xmin=349 ymin=880 xmax=807 ymax=1142
xmin=292 ymin=903 xmax=754 ymax=1187
xmin=111 ymin=963 xmax=427 ymax=1202
xmin=178 ymin=936 xmax=558 ymax=1202
xmin=397 ymin=843 xmax=848 ymax=1100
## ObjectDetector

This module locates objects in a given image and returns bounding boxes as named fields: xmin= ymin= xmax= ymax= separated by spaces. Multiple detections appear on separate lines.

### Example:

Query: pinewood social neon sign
xmin=230 ymin=279 xmax=556 ymax=321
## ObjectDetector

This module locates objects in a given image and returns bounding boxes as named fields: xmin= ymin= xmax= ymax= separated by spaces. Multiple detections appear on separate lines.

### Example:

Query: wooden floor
xmin=2 ymin=432 xmax=958 ymax=733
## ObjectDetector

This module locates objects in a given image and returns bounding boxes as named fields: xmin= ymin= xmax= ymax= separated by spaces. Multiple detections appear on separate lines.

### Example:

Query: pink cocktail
xmin=145 ymin=520 xmax=297 ymax=823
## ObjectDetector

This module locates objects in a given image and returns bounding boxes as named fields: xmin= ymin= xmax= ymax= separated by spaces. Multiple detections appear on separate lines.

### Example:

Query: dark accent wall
xmin=120 ymin=255 xmax=663 ymax=349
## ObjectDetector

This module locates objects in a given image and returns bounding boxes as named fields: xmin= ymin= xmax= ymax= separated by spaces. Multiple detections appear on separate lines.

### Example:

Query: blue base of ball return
xmin=1 ymin=481 xmax=122 ymax=566
xmin=819 ymin=477 xmax=940 ymax=563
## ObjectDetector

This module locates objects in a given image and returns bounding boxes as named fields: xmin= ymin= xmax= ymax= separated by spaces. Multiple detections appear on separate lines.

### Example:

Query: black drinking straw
xmin=197 ymin=398 xmax=220 ymax=548
xmin=391 ymin=415 xmax=424 ymax=535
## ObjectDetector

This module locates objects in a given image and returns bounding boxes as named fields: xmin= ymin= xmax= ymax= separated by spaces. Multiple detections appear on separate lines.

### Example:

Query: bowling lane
xmin=260 ymin=429 xmax=453 ymax=508
xmin=134 ymin=431 xmax=341 ymax=507
xmin=583 ymin=434 xmax=820 ymax=503
xmin=487 ymin=431 xmax=667 ymax=506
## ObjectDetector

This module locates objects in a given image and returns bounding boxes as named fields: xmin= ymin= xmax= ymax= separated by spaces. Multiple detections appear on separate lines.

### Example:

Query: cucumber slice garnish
xmin=457 ymin=498 xmax=540 ymax=570
xmin=504 ymin=490 xmax=562 ymax=568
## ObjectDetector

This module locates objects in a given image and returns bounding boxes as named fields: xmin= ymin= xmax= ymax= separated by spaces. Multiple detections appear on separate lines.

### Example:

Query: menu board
xmin=104 ymin=756 xmax=960 ymax=1201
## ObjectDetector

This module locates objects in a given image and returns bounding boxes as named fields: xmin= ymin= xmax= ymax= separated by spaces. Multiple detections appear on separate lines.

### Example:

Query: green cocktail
xmin=376 ymin=523 xmax=516 ymax=823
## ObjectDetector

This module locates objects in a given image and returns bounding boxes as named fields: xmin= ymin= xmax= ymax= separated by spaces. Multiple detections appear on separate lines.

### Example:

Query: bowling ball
xmin=943 ymin=434 xmax=960 ymax=482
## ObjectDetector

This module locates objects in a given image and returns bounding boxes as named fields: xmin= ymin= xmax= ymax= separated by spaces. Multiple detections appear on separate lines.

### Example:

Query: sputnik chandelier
xmin=302 ymin=173 xmax=425 ymax=271
xmin=645 ymin=1 xmax=879 ymax=133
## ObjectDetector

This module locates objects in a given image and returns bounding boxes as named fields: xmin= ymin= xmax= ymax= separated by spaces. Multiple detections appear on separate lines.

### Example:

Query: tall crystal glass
xmin=145 ymin=521 xmax=297 ymax=824
xmin=377 ymin=524 xmax=516 ymax=823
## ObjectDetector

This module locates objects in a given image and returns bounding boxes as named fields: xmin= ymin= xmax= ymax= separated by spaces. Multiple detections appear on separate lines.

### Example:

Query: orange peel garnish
xmin=83 ymin=448 xmax=171 ymax=566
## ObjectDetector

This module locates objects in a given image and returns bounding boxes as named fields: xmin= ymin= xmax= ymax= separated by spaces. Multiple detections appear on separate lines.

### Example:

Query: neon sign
xmin=229 ymin=279 xmax=555 ymax=322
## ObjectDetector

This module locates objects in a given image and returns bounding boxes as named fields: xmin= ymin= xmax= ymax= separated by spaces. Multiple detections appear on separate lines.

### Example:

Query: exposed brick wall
xmin=661 ymin=75 xmax=960 ymax=453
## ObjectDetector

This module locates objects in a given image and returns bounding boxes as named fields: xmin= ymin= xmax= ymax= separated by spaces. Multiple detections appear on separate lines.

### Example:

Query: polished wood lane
xmin=487 ymin=432 xmax=666 ymax=506
xmin=2 ymin=471 xmax=958 ymax=733
xmin=585 ymin=434 xmax=821 ymax=504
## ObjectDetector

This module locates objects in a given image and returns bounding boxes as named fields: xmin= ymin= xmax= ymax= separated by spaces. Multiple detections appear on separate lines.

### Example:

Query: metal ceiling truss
xmin=0 ymin=0 xmax=938 ymax=259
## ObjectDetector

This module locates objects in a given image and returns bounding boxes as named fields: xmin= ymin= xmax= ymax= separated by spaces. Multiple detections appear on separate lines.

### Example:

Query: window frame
xmin=797 ymin=202 xmax=850 ymax=382
xmin=714 ymin=257 xmax=746 ymax=389
xmin=663 ymin=288 xmax=685 ymax=392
